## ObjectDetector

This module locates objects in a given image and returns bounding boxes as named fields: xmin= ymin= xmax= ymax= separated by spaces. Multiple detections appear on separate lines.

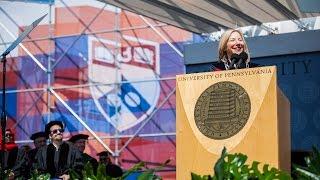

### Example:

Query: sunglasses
xmin=50 ymin=128 xmax=64 ymax=134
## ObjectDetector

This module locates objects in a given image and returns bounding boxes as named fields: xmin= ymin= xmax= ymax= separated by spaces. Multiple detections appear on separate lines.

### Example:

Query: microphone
xmin=228 ymin=53 xmax=240 ymax=70
xmin=236 ymin=52 xmax=248 ymax=69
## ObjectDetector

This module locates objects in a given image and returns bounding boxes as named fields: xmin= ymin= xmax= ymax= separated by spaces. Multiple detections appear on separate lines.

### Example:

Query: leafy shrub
xmin=191 ymin=147 xmax=291 ymax=180
xmin=70 ymin=159 xmax=170 ymax=180
xmin=293 ymin=146 xmax=320 ymax=180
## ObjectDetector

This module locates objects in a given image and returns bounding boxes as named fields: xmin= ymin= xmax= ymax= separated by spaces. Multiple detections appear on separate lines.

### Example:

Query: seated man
xmin=97 ymin=151 xmax=123 ymax=178
xmin=97 ymin=151 xmax=112 ymax=165
xmin=1 ymin=129 xmax=19 ymax=178
xmin=68 ymin=134 xmax=98 ymax=172
xmin=29 ymin=131 xmax=47 ymax=163
xmin=33 ymin=120 xmax=83 ymax=179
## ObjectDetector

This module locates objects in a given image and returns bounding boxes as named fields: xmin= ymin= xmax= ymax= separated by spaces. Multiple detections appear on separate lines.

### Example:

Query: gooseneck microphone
xmin=228 ymin=53 xmax=240 ymax=70
xmin=228 ymin=52 xmax=248 ymax=70
xmin=236 ymin=51 xmax=248 ymax=69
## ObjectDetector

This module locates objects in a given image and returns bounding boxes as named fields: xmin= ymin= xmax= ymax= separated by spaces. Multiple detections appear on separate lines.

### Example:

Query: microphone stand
xmin=228 ymin=58 xmax=238 ymax=70
xmin=0 ymin=54 xmax=7 ymax=178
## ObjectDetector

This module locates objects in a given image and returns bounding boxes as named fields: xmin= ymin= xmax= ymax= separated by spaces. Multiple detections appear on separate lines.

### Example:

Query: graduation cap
xmin=30 ymin=131 xmax=47 ymax=140
xmin=97 ymin=151 xmax=111 ymax=157
xmin=68 ymin=134 xmax=89 ymax=143
xmin=45 ymin=120 xmax=64 ymax=136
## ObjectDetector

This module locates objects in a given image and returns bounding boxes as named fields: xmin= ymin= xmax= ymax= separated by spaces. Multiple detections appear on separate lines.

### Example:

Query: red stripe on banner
xmin=18 ymin=24 xmax=53 ymax=56
xmin=54 ymin=67 xmax=91 ymax=100
xmin=157 ymin=80 xmax=176 ymax=109
xmin=17 ymin=91 xmax=47 ymax=116
xmin=55 ymin=6 xmax=117 ymax=36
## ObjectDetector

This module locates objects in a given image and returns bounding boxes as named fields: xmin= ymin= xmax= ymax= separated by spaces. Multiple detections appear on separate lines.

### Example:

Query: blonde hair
xmin=218 ymin=29 xmax=250 ymax=63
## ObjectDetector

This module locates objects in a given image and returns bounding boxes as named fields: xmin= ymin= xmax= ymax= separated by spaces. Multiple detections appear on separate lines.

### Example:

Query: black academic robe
xmin=12 ymin=147 xmax=32 ymax=179
xmin=14 ymin=148 xmax=40 ymax=179
xmin=0 ymin=146 xmax=30 ymax=179
xmin=0 ymin=147 xmax=19 ymax=179
xmin=82 ymin=152 xmax=98 ymax=173
xmin=106 ymin=163 xmax=123 ymax=178
xmin=2 ymin=146 xmax=18 ymax=170
xmin=33 ymin=141 xmax=83 ymax=178
xmin=211 ymin=61 xmax=259 ymax=71
xmin=28 ymin=148 xmax=38 ymax=164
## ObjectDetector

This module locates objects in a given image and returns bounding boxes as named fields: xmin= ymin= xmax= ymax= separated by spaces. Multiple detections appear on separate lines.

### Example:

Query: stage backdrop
xmin=0 ymin=1 xmax=192 ymax=178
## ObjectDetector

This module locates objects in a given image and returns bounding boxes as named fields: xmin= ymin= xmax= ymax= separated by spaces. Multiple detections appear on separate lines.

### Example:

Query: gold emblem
xmin=194 ymin=81 xmax=251 ymax=139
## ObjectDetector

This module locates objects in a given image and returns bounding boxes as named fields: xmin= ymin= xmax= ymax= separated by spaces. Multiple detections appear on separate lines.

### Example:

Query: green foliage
xmin=69 ymin=162 xmax=105 ymax=180
xmin=96 ymin=163 xmax=107 ymax=179
xmin=121 ymin=161 xmax=145 ymax=179
xmin=0 ymin=167 xmax=51 ymax=180
xmin=29 ymin=169 xmax=51 ymax=180
xmin=0 ymin=168 xmax=15 ymax=180
xmin=30 ymin=173 xmax=51 ymax=180
xmin=69 ymin=159 xmax=170 ymax=180
xmin=192 ymin=147 xmax=291 ymax=180
xmin=293 ymin=146 xmax=320 ymax=180
xmin=191 ymin=172 xmax=213 ymax=180
xmin=138 ymin=159 xmax=171 ymax=180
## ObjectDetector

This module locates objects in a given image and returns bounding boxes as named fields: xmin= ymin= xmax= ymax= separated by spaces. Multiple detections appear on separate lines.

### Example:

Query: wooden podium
xmin=176 ymin=66 xmax=290 ymax=179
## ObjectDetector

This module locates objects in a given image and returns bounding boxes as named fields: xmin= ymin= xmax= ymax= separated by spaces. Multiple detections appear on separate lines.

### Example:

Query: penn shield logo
xmin=88 ymin=35 xmax=160 ymax=132
xmin=194 ymin=81 xmax=251 ymax=139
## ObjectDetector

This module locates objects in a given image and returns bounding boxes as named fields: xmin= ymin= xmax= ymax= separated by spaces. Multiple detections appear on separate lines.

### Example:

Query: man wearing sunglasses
xmin=33 ymin=120 xmax=83 ymax=180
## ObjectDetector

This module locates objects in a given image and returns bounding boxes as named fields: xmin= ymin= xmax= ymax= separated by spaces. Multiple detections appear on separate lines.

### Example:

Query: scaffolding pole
xmin=1 ymin=1 xmax=179 ymax=167
xmin=119 ymin=88 xmax=176 ymax=153
xmin=49 ymin=88 xmax=114 ymax=155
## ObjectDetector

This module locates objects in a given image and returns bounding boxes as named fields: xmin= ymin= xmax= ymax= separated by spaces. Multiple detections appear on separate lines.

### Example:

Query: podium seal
xmin=194 ymin=81 xmax=251 ymax=139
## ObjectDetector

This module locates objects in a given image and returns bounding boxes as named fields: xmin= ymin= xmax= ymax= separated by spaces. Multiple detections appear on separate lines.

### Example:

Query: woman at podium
xmin=212 ymin=29 xmax=258 ymax=71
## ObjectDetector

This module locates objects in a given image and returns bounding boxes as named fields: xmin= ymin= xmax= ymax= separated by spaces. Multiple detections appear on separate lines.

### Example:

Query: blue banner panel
xmin=55 ymin=35 xmax=88 ymax=69
xmin=255 ymin=52 xmax=320 ymax=150
xmin=0 ymin=88 xmax=17 ymax=119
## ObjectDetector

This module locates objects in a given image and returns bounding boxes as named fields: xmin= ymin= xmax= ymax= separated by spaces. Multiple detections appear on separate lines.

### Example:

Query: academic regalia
xmin=0 ymin=143 xmax=29 ymax=179
xmin=82 ymin=152 xmax=98 ymax=172
xmin=106 ymin=164 xmax=123 ymax=178
xmin=15 ymin=132 xmax=47 ymax=179
xmin=97 ymin=150 xmax=111 ymax=157
xmin=28 ymin=148 xmax=38 ymax=165
xmin=97 ymin=151 xmax=123 ymax=178
xmin=97 ymin=151 xmax=112 ymax=165
xmin=68 ymin=133 xmax=98 ymax=173
xmin=0 ymin=142 xmax=18 ymax=170
xmin=33 ymin=141 xmax=83 ymax=178
xmin=30 ymin=132 xmax=47 ymax=142
xmin=211 ymin=61 xmax=260 ymax=71
xmin=1 ymin=129 xmax=30 ymax=179
xmin=29 ymin=131 xmax=48 ymax=165
xmin=13 ymin=146 xmax=31 ymax=179
xmin=19 ymin=148 xmax=39 ymax=178
xmin=68 ymin=134 xmax=89 ymax=143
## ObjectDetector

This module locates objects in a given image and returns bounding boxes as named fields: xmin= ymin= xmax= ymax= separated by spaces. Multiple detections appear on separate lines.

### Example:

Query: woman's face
xmin=226 ymin=31 xmax=244 ymax=58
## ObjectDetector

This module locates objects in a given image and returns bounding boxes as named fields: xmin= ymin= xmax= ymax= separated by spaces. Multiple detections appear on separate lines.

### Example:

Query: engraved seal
xmin=194 ymin=81 xmax=250 ymax=139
